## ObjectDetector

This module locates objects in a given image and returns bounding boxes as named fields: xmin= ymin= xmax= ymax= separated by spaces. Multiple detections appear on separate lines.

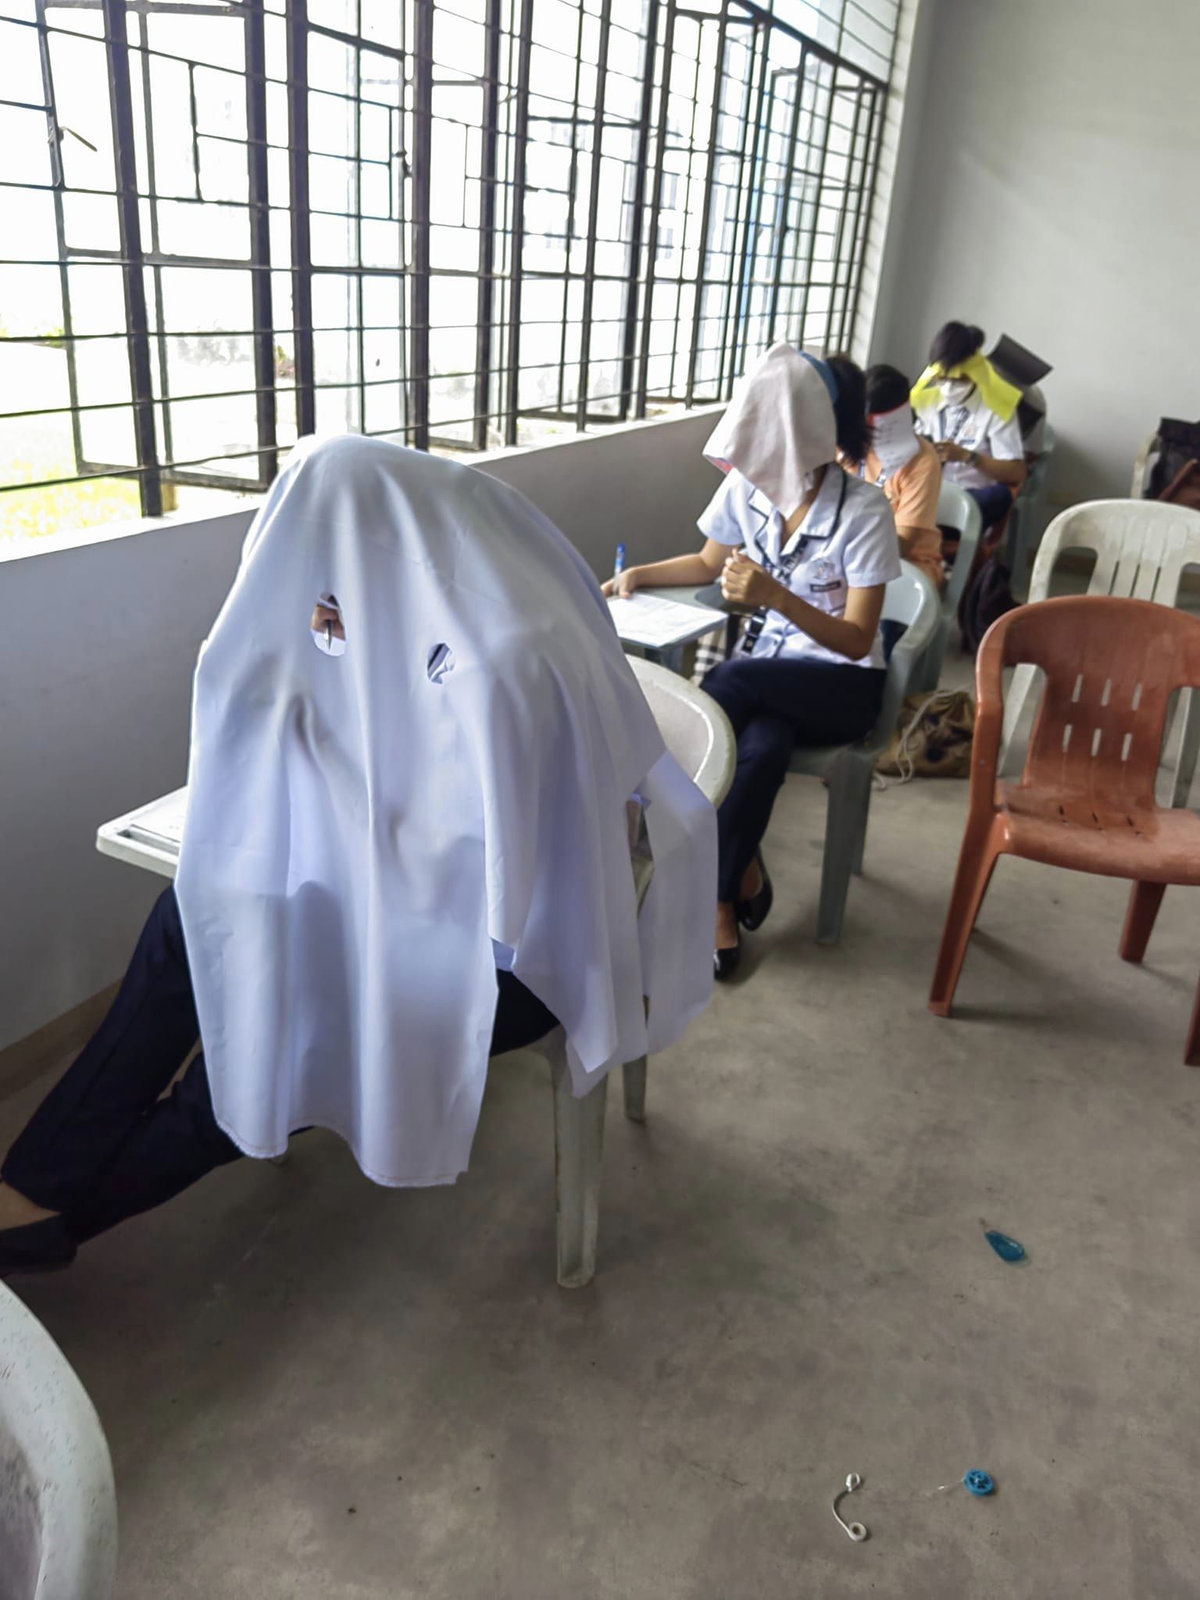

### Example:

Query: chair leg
xmin=928 ymin=825 xmax=1002 ymax=1016
xmin=622 ymin=1056 xmax=647 ymax=1123
xmin=1119 ymin=881 xmax=1166 ymax=964
xmin=816 ymin=760 xmax=871 ymax=946
xmin=999 ymin=662 xmax=1038 ymax=778
xmin=850 ymin=767 xmax=873 ymax=877
xmin=916 ymin=622 xmax=948 ymax=694
xmin=549 ymin=1033 xmax=608 ymax=1289
xmin=1185 ymin=976 xmax=1200 ymax=1067
xmin=1171 ymin=687 xmax=1200 ymax=809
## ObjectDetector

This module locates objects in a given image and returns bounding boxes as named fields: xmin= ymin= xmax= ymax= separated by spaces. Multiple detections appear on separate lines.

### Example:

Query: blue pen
xmin=613 ymin=542 xmax=626 ymax=583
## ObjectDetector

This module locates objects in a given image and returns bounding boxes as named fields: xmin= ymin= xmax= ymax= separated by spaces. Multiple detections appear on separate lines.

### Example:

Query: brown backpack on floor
xmin=876 ymin=689 xmax=975 ymax=781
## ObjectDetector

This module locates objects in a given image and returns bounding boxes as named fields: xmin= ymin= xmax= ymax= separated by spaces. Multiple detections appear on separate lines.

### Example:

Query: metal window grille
xmin=0 ymin=0 xmax=896 ymax=527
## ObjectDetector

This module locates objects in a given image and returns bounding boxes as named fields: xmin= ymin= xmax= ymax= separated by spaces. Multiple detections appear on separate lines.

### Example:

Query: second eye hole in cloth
xmin=427 ymin=643 xmax=455 ymax=683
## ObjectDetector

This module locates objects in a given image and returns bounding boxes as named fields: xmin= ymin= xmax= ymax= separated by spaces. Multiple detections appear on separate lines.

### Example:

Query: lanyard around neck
xmin=742 ymin=467 xmax=849 ymax=653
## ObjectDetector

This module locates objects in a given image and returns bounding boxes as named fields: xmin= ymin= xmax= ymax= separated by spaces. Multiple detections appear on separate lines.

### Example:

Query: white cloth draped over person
xmin=175 ymin=435 xmax=717 ymax=1187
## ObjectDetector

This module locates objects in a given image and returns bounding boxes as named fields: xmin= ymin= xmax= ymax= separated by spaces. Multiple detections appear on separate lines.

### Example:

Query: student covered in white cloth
xmin=0 ymin=436 xmax=716 ymax=1276
xmin=910 ymin=321 xmax=1027 ymax=532
xmin=604 ymin=347 xmax=900 ymax=980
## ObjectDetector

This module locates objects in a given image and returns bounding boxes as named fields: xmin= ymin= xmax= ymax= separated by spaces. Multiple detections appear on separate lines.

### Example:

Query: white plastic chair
xmin=1131 ymin=431 xmax=1160 ymax=499
xmin=1006 ymin=422 xmax=1057 ymax=599
xmin=999 ymin=500 xmax=1200 ymax=803
xmin=626 ymin=656 xmax=736 ymax=807
xmin=533 ymin=660 xmax=735 ymax=1287
xmin=788 ymin=562 xmax=941 ymax=944
xmin=914 ymin=481 xmax=983 ymax=691
xmin=0 ymin=1282 xmax=117 ymax=1600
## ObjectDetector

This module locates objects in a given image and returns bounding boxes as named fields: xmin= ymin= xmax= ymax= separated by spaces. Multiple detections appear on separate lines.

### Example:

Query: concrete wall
xmin=868 ymin=0 xmax=1200 ymax=503
xmin=0 ymin=410 xmax=723 ymax=1051
xmin=853 ymin=0 xmax=937 ymax=366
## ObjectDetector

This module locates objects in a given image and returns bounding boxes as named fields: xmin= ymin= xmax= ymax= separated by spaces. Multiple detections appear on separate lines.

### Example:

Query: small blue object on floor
xmin=964 ymin=1470 xmax=995 ymax=1497
xmin=983 ymin=1227 xmax=1026 ymax=1263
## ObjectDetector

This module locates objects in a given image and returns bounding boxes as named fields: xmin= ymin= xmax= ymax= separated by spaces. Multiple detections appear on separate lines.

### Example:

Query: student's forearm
xmin=775 ymin=592 xmax=875 ymax=661
xmin=624 ymin=552 xmax=721 ymax=588
xmin=896 ymin=525 xmax=926 ymax=558
xmin=975 ymin=454 xmax=1026 ymax=489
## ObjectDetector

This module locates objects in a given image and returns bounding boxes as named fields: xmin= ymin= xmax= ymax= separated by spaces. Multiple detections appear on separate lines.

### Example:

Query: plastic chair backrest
xmin=627 ymin=654 xmax=735 ymax=807
xmin=1024 ymin=422 xmax=1055 ymax=495
xmin=862 ymin=562 xmax=942 ymax=757
xmin=1027 ymin=499 xmax=1200 ymax=607
xmin=1131 ymin=431 xmax=1159 ymax=498
xmin=937 ymin=481 xmax=983 ymax=614
xmin=983 ymin=596 xmax=1200 ymax=807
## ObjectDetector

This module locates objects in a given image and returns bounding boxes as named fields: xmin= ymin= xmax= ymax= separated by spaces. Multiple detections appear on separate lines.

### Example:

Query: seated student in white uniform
xmin=910 ymin=321 xmax=1027 ymax=533
xmin=847 ymin=362 xmax=944 ymax=592
xmin=0 ymin=436 xmax=716 ymax=1276
xmin=604 ymin=346 xmax=900 ymax=979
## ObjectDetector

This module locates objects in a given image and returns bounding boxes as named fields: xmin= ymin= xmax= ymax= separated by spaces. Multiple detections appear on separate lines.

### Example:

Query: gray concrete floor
xmin=5 ymin=729 xmax=1200 ymax=1598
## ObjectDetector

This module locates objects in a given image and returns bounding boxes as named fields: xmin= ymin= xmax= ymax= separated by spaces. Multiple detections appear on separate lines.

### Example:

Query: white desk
xmin=609 ymin=584 xmax=735 ymax=673
xmin=96 ymin=788 xmax=186 ymax=879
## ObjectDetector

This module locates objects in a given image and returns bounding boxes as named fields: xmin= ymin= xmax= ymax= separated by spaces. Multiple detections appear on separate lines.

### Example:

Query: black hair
xmin=928 ymin=320 xmax=984 ymax=373
xmin=823 ymin=354 xmax=870 ymax=462
xmin=864 ymin=362 xmax=911 ymax=415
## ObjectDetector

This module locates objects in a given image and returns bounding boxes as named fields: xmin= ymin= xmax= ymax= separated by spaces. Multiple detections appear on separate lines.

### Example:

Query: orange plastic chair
xmin=929 ymin=595 xmax=1200 ymax=1062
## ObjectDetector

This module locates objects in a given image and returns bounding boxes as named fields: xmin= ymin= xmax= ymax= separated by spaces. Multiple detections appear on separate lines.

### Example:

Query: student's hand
xmin=602 ymin=567 xmax=640 ymax=599
xmin=721 ymin=552 xmax=782 ymax=611
xmin=311 ymin=601 xmax=345 ymax=641
xmin=935 ymin=439 xmax=969 ymax=464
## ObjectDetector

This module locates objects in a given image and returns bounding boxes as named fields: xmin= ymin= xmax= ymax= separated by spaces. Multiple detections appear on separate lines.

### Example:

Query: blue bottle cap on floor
xmin=983 ymin=1228 xmax=1026 ymax=1263
xmin=964 ymin=1470 xmax=995 ymax=1496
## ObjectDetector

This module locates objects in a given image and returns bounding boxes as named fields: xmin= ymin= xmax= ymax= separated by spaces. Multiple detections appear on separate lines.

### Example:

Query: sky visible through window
xmin=0 ymin=0 xmax=897 ymax=541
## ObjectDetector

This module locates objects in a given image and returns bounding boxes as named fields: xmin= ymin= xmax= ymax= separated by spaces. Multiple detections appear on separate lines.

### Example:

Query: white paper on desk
xmin=607 ymin=592 xmax=728 ymax=649
xmin=124 ymin=788 xmax=189 ymax=853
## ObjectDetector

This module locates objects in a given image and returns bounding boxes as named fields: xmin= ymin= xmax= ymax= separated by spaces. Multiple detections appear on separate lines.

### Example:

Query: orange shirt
xmin=863 ymin=436 xmax=944 ymax=591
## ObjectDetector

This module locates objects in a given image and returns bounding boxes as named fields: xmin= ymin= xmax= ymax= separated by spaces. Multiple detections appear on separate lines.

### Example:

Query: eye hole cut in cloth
xmin=427 ymin=642 xmax=455 ymax=684
xmin=312 ymin=592 xmax=347 ymax=657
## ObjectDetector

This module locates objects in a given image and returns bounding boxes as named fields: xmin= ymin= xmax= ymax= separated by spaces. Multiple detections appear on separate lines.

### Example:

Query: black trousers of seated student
xmin=702 ymin=654 xmax=886 ymax=904
xmin=2 ymin=889 xmax=557 ymax=1244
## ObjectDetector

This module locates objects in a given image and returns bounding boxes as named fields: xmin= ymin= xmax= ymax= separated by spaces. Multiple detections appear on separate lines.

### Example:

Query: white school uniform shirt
xmin=698 ymin=462 xmax=901 ymax=671
xmin=916 ymin=393 xmax=1025 ymax=492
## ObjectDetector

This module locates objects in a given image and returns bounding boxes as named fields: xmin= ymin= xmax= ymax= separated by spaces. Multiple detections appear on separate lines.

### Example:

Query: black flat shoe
xmin=714 ymin=935 xmax=741 ymax=982
xmin=0 ymin=1217 xmax=77 ymax=1278
xmin=736 ymin=852 xmax=774 ymax=932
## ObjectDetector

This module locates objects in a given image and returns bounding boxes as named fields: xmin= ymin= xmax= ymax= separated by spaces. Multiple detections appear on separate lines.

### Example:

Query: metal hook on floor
xmin=832 ymin=1472 xmax=868 ymax=1542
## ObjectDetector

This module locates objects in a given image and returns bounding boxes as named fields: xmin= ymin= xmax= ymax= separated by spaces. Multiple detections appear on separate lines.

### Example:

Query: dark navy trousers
xmin=703 ymin=654 xmax=885 ymax=903
xmin=3 ymin=889 xmax=556 ymax=1243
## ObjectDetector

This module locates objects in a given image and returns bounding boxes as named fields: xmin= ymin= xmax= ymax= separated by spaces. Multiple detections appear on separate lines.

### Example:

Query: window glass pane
xmin=2 ymin=0 xmax=899 ymax=532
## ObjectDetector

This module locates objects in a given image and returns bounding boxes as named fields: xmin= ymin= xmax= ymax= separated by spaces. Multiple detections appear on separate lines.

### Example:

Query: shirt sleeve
xmin=696 ymin=471 xmax=747 ymax=546
xmin=842 ymin=490 xmax=903 ymax=588
xmin=892 ymin=444 xmax=942 ymax=533
xmin=987 ymin=411 xmax=1026 ymax=462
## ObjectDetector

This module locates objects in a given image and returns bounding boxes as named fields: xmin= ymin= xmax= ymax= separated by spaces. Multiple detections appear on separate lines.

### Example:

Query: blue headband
xmin=800 ymin=351 xmax=839 ymax=406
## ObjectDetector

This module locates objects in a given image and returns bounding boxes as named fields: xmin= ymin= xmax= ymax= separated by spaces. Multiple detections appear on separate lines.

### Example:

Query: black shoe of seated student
xmin=714 ymin=931 xmax=741 ymax=982
xmin=0 ymin=1216 xmax=77 ymax=1278
xmin=736 ymin=852 xmax=774 ymax=932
